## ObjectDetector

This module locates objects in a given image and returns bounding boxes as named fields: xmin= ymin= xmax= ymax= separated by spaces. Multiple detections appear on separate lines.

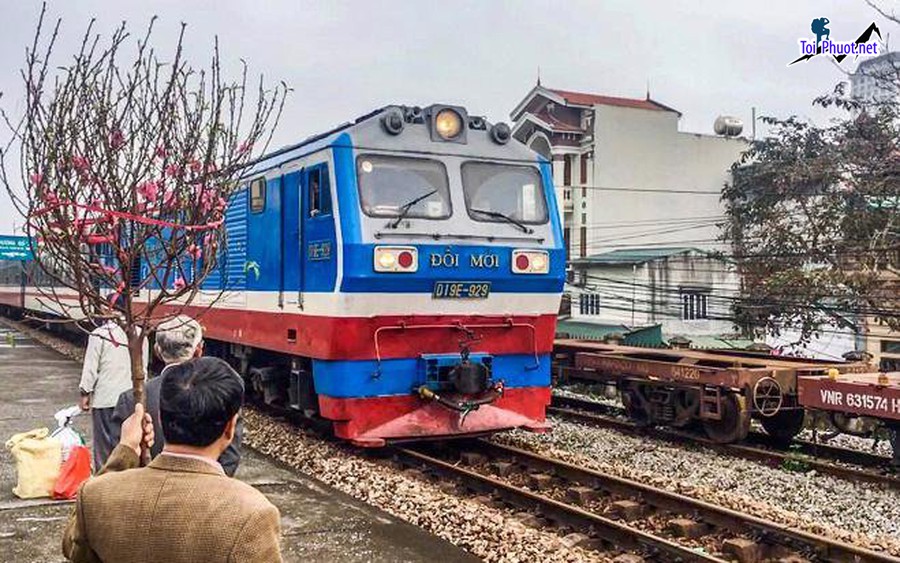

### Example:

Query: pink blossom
xmin=137 ymin=180 xmax=160 ymax=202
xmin=202 ymin=233 xmax=215 ymax=247
xmin=165 ymin=164 xmax=182 ymax=178
xmin=205 ymin=162 xmax=218 ymax=173
xmin=72 ymin=155 xmax=91 ymax=173
xmin=237 ymin=141 xmax=252 ymax=155
xmin=216 ymin=197 xmax=227 ymax=212
xmin=172 ymin=277 xmax=186 ymax=291
xmin=189 ymin=159 xmax=202 ymax=173
xmin=199 ymin=186 xmax=218 ymax=213
xmin=155 ymin=145 xmax=167 ymax=159
xmin=103 ymin=265 xmax=119 ymax=276
xmin=108 ymin=282 xmax=126 ymax=306
xmin=162 ymin=191 xmax=178 ymax=210
xmin=109 ymin=128 xmax=125 ymax=149
xmin=30 ymin=173 xmax=43 ymax=185
xmin=187 ymin=244 xmax=202 ymax=260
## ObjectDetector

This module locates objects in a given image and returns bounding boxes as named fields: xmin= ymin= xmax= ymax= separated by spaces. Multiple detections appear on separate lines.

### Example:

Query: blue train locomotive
xmin=3 ymin=104 xmax=567 ymax=446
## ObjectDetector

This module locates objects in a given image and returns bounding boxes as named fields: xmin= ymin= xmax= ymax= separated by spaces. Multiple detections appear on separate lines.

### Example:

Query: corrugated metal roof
xmin=556 ymin=320 xmax=665 ymax=347
xmin=680 ymin=335 xmax=755 ymax=350
xmin=571 ymin=247 xmax=698 ymax=266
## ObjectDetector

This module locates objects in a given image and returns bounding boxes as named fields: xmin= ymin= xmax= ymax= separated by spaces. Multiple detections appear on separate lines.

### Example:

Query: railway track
xmin=395 ymin=439 xmax=899 ymax=563
xmin=550 ymin=395 xmax=900 ymax=490
xmin=11 ymin=317 xmax=898 ymax=561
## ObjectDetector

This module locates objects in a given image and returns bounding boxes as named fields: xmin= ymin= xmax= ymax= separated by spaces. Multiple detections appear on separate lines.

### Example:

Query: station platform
xmin=0 ymin=326 xmax=477 ymax=563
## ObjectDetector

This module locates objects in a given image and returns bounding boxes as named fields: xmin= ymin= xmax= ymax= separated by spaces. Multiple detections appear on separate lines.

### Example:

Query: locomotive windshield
xmin=357 ymin=155 xmax=451 ymax=219
xmin=462 ymin=162 xmax=548 ymax=225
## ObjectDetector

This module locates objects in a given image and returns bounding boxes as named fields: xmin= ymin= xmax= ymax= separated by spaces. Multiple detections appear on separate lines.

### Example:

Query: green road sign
xmin=0 ymin=236 xmax=34 ymax=261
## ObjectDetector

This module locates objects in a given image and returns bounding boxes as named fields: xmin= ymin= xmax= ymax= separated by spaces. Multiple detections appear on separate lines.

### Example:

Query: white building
xmin=567 ymin=247 xmax=742 ymax=345
xmin=851 ymin=51 xmax=900 ymax=104
xmin=511 ymin=84 xmax=747 ymax=345
xmin=510 ymin=84 xmax=747 ymax=260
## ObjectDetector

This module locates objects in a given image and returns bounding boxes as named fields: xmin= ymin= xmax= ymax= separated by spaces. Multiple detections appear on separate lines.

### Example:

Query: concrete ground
xmin=0 ymin=326 xmax=477 ymax=563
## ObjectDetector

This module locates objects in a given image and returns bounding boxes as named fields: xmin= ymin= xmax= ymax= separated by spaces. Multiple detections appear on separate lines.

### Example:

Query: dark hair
xmin=160 ymin=357 xmax=244 ymax=447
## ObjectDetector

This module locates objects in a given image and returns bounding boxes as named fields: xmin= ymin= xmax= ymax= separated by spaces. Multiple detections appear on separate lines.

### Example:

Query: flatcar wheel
xmin=621 ymin=388 xmax=650 ymax=425
xmin=759 ymin=408 xmax=805 ymax=445
xmin=703 ymin=393 xmax=750 ymax=444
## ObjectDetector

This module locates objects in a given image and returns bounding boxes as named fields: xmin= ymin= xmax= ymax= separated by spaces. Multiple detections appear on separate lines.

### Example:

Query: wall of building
xmin=866 ymin=318 xmax=900 ymax=371
xmin=570 ymin=252 xmax=739 ymax=337
xmin=766 ymin=326 xmax=859 ymax=362
xmin=586 ymin=106 xmax=746 ymax=257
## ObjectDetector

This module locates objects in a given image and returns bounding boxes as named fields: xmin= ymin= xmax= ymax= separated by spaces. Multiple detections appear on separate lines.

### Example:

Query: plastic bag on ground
xmin=51 ymin=405 xmax=85 ymax=462
xmin=5 ymin=428 xmax=62 ymax=499
xmin=52 ymin=445 xmax=91 ymax=500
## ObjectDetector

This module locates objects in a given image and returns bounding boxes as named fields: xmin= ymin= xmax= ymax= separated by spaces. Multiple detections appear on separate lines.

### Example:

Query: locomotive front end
xmin=317 ymin=104 xmax=565 ymax=446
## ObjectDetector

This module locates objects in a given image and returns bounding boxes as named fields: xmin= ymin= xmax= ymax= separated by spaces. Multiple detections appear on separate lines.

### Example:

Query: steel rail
xmin=550 ymin=395 xmax=900 ymax=490
xmin=411 ymin=439 xmax=899 ymax=563
xmin=483 ymin=441 xmax=900 ymax=562
xmin=393 ymin=445 xmax=725 ymax=563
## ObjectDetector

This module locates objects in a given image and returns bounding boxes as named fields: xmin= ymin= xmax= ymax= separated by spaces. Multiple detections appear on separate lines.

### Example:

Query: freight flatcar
xmin=553 ymin=339 xmax=872 ymax=444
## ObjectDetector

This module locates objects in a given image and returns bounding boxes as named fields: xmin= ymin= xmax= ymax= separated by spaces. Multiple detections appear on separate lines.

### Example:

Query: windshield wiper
xmin=469 ymin=208 xmax=533 ymax=234
xmin=387 ymin=189 xmax=439 ymax=229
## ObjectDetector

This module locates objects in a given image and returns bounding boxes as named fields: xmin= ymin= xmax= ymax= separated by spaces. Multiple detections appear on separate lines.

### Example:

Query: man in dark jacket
xmin=111 ymin=315 xmax=243 ymax=476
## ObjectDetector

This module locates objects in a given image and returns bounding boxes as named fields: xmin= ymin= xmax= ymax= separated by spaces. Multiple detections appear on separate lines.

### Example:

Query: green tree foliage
xmin=723 ymin=91 xmax=900 ymax=344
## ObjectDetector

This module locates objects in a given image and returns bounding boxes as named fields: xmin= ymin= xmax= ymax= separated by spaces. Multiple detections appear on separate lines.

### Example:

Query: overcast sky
xmin=0 ymin=0 xmax=892 ymax=234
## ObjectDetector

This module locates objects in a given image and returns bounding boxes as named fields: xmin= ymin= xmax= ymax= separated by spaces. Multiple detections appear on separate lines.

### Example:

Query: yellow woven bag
xmin=5 ymin=428 xmax=62 ymax=499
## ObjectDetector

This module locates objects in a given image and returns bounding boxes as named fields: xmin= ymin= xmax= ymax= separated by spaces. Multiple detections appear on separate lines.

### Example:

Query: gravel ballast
xmin=494 ymin=417 xmax=900 ymax=556
xmin=244 ymin=410 xmax=613 ymax=563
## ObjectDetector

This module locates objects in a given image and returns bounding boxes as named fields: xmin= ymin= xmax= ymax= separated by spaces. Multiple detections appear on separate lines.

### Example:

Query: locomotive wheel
xmin=702 ymin=393 xmax=750 ymax=444
xmin=759 ymin=408 xmax=805 ymax=444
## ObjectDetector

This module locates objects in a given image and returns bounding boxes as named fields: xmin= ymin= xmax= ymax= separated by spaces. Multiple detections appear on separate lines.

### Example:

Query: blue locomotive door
xmin=281 ymin=170 xmax=303 ymax=307
xmin=301 ymin=163 xmax=336 ymax=293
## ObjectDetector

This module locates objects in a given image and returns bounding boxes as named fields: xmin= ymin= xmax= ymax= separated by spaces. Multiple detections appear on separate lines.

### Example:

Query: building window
xmin=580 ymin=154 xmax=588 ymax=184
xmin=563 ymin=227 xmax=571 ymax=261
xmin=881 ymin=340 xmax=900 ymax=354
xmin=250 ymin=177 xmax=266 ymax=213
xmin=579 ymin=225 xmax=586 ymax=258
xmin=563 ymin=155 xmax=572 ymax=186
xmin=579 ymin=293 xmax=601 ymax=315
xmin=681 ymin=290 xmax=709 ymax=321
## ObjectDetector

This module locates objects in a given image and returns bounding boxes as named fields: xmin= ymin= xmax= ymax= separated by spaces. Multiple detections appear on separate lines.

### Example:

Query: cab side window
xmin=308 ymin=166 xmax=331 ymax=217
xmin=250 ymin=177 xmax=266 ymax=213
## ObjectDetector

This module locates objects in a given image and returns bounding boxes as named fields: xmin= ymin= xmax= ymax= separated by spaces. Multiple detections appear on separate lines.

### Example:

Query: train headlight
xmin=374 ymin=246 xmax=418 ymax=273
xmin=435 ymin=109 xmax=463 ymax=140
xmin=512 ymin=249 xmax=549 ymax=274
xmin=427 ymin=105 xmax=468 ymax=143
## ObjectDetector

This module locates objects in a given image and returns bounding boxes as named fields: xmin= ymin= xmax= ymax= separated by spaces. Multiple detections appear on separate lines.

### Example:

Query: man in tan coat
xmin=63 ymin=357 xmax=282 ymax=563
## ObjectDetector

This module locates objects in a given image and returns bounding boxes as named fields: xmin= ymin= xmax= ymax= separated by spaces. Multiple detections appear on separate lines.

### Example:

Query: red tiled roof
xmin=548 ymin=88 xmax=679 ymax=114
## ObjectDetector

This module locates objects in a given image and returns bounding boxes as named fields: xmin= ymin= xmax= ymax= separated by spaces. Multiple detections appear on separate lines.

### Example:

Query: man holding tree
xmin=79 ymin=319 xmax=148 ymax=472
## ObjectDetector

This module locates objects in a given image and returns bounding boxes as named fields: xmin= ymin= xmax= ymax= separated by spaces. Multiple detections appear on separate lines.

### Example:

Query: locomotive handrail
xmin=372 ymin=318 xmax=541 ymax=379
